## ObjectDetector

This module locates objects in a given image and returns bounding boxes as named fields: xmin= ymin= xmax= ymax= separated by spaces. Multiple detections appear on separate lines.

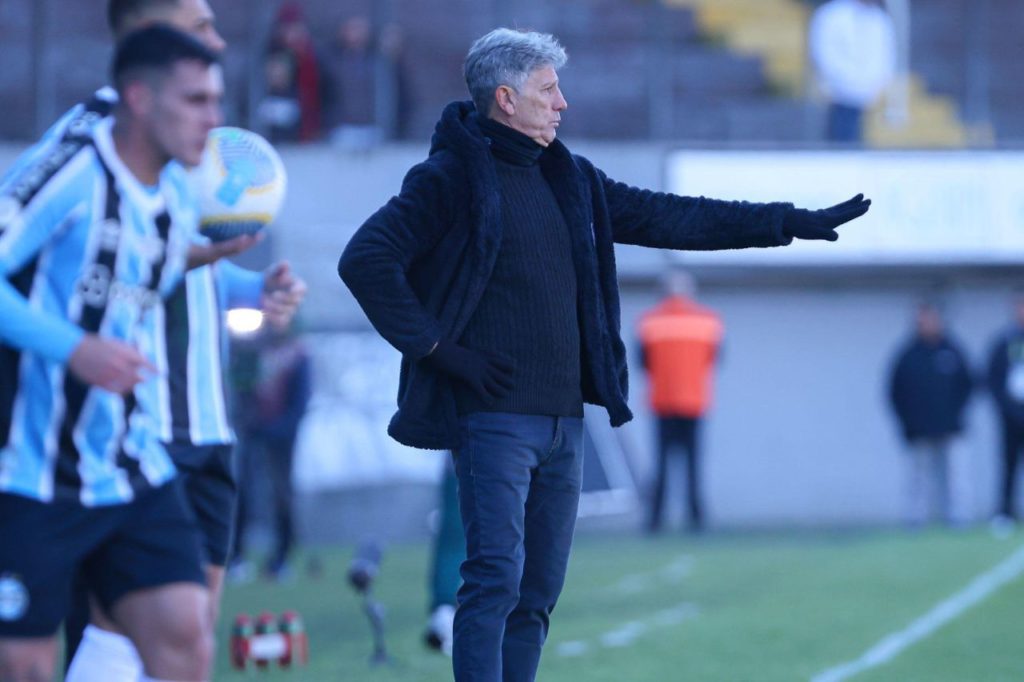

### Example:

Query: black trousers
xmin=648 ymin=416 xmax=702 ymax=531
xmin=998 ymin=419 xmax=1024 ymax=519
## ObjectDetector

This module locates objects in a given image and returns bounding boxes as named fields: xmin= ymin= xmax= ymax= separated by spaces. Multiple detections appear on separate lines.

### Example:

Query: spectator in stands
xmin=887 ymin=301 xmax=972 ymax=527
xmin=256 ymin=2 xmax=328 ymax=143
xmin=339 ymin=26 xmax=869 ymax=682
xmin=638 ymin=269 xmax=723 ymax=533
xmin=809 ymin=0 xmax=896 ymax=144
xmin=378 ymin=22 xmax=415 ymax=141
xmin=231 ymin=320 xmax=312 ymax=581
xmin=987 ymin=291 xmax=1024 ymax=525
xmin=327 ymin=16 xmax=383 ymax=152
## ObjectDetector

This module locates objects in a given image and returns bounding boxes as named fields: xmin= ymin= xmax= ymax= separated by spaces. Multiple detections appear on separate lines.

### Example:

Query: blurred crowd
xmin=249 ymin=0 xmax=901 ymax=149
xmin=254 ymin=1 xmax=412 ymax=149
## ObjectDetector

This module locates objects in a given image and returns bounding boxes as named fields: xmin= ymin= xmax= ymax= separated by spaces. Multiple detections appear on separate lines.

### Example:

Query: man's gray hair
xmin=464 ymin=28 xmax=567 ymax=115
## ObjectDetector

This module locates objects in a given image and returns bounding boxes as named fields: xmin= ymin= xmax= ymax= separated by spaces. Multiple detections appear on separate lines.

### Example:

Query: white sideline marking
xmin=810 ymin=543 xmax=1024 ymax=682
xmin=600 ymin=621 xmax=648 ymax=648
xmin=613 ymin=555 xmax=693 ymax=595
xmin=556 ymin=602 xmax=699 ymax=657
xmin=653 ymin=602 xmax=700 ymax=627
xmin=556 ymin=641 xmax=590 ymax=657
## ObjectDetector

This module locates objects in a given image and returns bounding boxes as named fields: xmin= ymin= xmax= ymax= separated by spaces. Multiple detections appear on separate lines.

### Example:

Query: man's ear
xmin=122 ymin=80 xmax=155 ymax=119
xmin=494 ymin=85 xmax=516 ymax=116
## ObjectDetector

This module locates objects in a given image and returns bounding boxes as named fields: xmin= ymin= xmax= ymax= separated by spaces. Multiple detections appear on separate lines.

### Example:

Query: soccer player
xmin=49 ymin=2 xmax=308 ymax=678
xmin=0 ymin=26 xmax=221 ymax=681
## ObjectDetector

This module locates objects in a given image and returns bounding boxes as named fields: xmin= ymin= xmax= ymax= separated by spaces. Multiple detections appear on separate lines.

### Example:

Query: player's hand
xmin=67 ymin=335 xmax=157 ymax=394
xmin=262 ymin=261 xmax=307 ymax=330
xmin=783 ymin=194 xmax=871 ymax=241
xmin=186 ymin=232 xmax=264 ymax=270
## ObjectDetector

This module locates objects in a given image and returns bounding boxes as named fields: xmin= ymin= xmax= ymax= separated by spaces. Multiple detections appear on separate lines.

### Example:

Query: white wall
xmin=620 ymin=282 xmax=1008 ymax=527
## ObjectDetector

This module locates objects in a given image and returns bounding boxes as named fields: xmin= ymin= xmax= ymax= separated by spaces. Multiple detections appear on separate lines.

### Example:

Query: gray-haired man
xmin=339 ymin=28 xmax=870 ymax=681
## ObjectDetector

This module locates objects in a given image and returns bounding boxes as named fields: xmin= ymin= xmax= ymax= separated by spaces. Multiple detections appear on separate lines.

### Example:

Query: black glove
xmin=783 ymin=194 xmax=871 ymax=242
xmin=425 ymin=339 xmax=514 ymax=403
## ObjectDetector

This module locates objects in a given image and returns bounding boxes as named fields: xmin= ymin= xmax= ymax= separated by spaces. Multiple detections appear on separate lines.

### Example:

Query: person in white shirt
xmin=809 ymin=0 xmax=897 ymax=143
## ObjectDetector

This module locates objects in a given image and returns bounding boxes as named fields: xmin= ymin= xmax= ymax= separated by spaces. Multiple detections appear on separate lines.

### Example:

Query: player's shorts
xmin=167 ymin=442 xmax=237 ymax=567
xmin=0 ymin=480 xmax=205 ymax=637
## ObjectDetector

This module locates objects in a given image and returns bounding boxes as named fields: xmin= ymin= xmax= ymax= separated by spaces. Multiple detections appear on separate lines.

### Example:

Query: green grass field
xmin=216 ymin=527 xmax=1024 ymax=681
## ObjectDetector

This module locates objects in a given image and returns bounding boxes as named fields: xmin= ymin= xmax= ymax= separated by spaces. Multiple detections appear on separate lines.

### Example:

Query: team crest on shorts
xmin=0 ymin=573 xmax=28 ymax=621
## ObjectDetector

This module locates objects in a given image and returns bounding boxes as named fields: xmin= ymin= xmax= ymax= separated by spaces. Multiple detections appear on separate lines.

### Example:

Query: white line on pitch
xmin=810 ymin=542 xmax=1024 ymax=682
xmin=556 ymin=602 xmax=699 ymax=657
xmin=613 ymin=555 xmax=693 ymax=595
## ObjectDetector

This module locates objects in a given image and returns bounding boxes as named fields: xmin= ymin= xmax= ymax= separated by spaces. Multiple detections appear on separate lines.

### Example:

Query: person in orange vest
xmin=638 ymin=269 xmax=723 ymax=532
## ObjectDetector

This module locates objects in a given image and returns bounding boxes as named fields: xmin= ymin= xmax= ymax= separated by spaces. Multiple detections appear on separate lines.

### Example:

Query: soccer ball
xmin=191 ymin=127 xmax=287 ymax=242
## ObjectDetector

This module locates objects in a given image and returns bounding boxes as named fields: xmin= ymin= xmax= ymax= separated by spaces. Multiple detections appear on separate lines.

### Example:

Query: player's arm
xmin=215 ymin=259 xmax=306 ymax=330
xmin=0 ymin=155 xmax=152 ymax=393
xmin=0 ymin=278 xmax=83 ymax=361
xmin=216 ymin=259 xmax=264 ymax=308
xmin=0 ymin=268 xmax=152 ymax=397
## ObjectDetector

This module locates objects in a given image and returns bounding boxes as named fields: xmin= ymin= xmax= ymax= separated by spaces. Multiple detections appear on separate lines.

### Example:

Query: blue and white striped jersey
xmin=0 ymin=116 xmax=195 ymax=506
xmin=160 ymin=258 xmax=262 ymax=446
xmin=8 ymin=92 xmax=265 ymax=450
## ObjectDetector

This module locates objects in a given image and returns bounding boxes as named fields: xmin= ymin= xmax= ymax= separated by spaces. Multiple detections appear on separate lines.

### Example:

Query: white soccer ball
xmin=191 ymin=127 xmax=287 ymax=242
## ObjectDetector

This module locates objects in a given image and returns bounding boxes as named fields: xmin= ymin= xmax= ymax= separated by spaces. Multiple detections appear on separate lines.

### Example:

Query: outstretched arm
xmin=598 ymin=165 xmax=869 ymax=250
xmin=599 ymin=168 xmax=793 ymax=250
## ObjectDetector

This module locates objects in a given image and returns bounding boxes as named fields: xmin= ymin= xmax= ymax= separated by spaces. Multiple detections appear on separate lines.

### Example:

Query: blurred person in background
xmin=327 ymin=16 xmax=384 ymax=152
xmin=378 ymin=22 xmax=414 ymax=141
xmin=231 ymin=319 xmax=312 ymax=581
xmin=987 ymin=291 xmax=1024 ymax=526
xmin=424 ymin=456 xmax=464 ymax=656
xmin=339 ymin=26 xmax=870 ymax=682
xmin=638 ymin=269 xmax=723 ymax=534
xmin=257 ymin=51 xmax=305 ymax=143
xmin=809 ymin=0 xmax=896 ymax=144
xmin=257 ymin=1 xmax=329 ymax=143
xmin=887 ymin=301 xmax=972 ymax=527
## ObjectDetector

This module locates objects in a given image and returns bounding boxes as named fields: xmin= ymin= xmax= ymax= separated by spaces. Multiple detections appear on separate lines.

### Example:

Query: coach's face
xmin=500 ymin=65 xmax=567 ymax=147
xmin=147 ymin=61 xmax=224 ymax=167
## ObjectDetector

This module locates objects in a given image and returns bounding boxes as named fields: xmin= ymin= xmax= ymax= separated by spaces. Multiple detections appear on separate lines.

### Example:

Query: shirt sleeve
xmin=217 ymin=260 xmax=265 ymax=309
xmin=0 ymin=276 xmax=84 ymax=361
xmin=0 ymin=144 xmax=96 ymax=360
xmin=0 ymin=144 xmax=95 ymax=275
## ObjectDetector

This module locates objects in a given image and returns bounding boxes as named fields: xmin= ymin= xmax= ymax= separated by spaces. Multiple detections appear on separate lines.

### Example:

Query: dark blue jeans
xmin=452 ymin=412 xmax=584 ymax=682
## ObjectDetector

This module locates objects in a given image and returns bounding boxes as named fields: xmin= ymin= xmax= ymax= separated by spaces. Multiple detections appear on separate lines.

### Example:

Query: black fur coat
xmin=339 ymin=101 xmax=793 ymax=450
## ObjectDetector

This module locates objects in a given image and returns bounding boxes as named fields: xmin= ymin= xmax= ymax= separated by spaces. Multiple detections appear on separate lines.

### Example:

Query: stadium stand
xmin=0 ymin=0 xmax=1020 ymax=145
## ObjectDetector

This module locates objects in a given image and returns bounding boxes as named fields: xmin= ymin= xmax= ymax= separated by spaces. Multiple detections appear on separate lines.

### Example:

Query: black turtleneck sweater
xmin=454 ymin=116 xmax=583 ymax=417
